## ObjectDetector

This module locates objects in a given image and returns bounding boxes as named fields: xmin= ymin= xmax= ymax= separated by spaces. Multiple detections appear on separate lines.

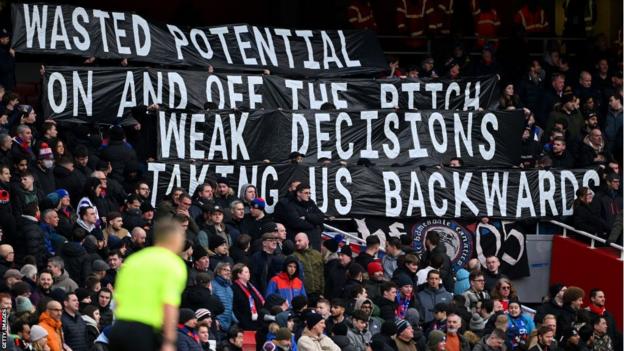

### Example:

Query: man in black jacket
xmin=62 ymin=292 xmax=89 ymax=351
xmin=17 ymin=202 xmax=47 ymax=268
xmin=274 ymin=183 xmax=324 ymax=250
xmin=181 ymin=272 xmax=225 ymax=316
xmin=420 ymin=231 xmax=454 ymax=293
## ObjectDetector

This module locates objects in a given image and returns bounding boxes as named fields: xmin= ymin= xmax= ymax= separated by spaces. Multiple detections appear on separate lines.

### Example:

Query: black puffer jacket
xmin=99 ymin=139 xmax=138 ymax=183
xmin=53 ymin=165 xmax=84 ymax=203
xmin=181 ymin=285 xmax=225 ymax=316
xmin=17 ymin=216 xmax=48 ymax=268
xmin=61 ymin=311 xmax=89 ymax=351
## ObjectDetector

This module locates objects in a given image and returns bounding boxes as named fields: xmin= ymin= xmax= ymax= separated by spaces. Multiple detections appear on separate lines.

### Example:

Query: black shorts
xmin=108 ymin=320 xmax=162 ymax=351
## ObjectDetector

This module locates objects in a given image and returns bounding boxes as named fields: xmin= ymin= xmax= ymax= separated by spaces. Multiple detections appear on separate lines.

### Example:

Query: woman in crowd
xmin=231 ymin=263 xmax=265 ymax=331
xmin=490 ymin=278 xmax=518 ymax=311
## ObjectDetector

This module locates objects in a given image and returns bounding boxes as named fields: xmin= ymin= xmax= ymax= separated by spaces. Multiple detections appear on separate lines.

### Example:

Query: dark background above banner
xmin=12 ymin=3 xmax=386 ymax=76
xmin=41 ymin=66 xmax=499 ymax=124
xmin=156 ymin=109 xmax=525 ymax=167
xmin=147 ymin=161 xmax=599 ymax=220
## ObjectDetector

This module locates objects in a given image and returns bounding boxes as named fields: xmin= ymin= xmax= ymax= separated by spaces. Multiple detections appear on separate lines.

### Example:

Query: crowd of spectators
xmin=0 ymin=0 xmax=622 ymax=350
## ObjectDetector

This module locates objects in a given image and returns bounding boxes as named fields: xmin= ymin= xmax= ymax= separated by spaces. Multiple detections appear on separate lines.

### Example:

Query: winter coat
xmin=294 ymin=247 xmax=324 ymax=295
xmin=604 ymin=108 xmax=623 ymax=152
xmin=250 ymin=250 xmax=281 ymax=294
xmin=17 ymin=215 xmax=48 ymax=268
xmin=176 ymin=327 xmax=202 ymax=351
xmin=382 ymin=252 xmax=401 ymax=280
xmin=274 ymin=195 xmax=324 ymax=250
xmin=572 ymin=202 xmax=610 ymax=235
xmin=417 ymin=286 xmax=453 ymax=323
xmin=51 ymin=269 xmax=78 ymax=293
xmin=297 ymin=328 xmax=341 ymax=351
xmin=463 ymin=289 xmax=490 ymax=311
xmin=377 ymin=296 xmax=399 ymax=321
xmin=331 ymin=335 xmax=357 ymax=351
xmin=394 ymin=336 xmax=418 ymax=351
xmin=82 ymin=314 xmax=100 ymax=346
xmin=33 ymin=165 xmax=56 ymax=195
xmin=231 ymin=280 xmax=265 ymax=330
xmin=596 ymin=189 xmax=623 ymax=227
xmin=181 ymin=285 xmax=225 ymax=316
xmin=420 ymin=245 xmax=454 ymax=293
xmin=266 ymin=256 xmax=306 ymax=305
xmin=347 ymin=327 xmax=371 ymax=351
xmin=39 ymin=311 xmax=64 ymax=351
xmin=62 ymin=311 xmax=89 ymax=351
xmin=59 ymin=241 xmax=88 ymax=285
xmin=324 ymin=258 xmax=349 ymax=299
xmin=98 ymin=139 xmax=138 ymax=183
xmin=53 ymin=166 xmax=85 ymax=207
xmin=212 ymin=275 xmax=238 ymax=331
xmin=534 ymin=299 xmax=564 ymax=324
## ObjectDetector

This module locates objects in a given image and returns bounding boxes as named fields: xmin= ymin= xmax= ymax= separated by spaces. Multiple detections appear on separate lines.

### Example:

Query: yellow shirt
xmin=114 ymin=246 xmax=187 ymax=329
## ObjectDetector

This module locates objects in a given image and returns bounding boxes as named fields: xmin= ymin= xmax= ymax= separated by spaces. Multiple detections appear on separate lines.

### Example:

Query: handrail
xmin=548 ymin=220 xmax=624 ymax=260
xmin=322 ymin=223 xmax=366 ymax=245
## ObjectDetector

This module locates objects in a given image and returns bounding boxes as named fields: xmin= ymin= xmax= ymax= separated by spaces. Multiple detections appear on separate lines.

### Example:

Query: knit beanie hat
xmin=562 ymin=286 xmax=584 ymax=305
xmin=15 ymin=296 xmax=34 ymax=314
xmin=209 ymin=235 xmax=227 ymax=252
xmin=428 ymin=330 xmax=446 ymax=351
xmin=179 ymin=308 xmax=196 ymax=324
xmin=470 ymin=312 xmax=486 ymax=331
xmin=395 ymin=319 xmax=410 ymax=335
xmin=305 ymin=312 xmax=324 ymax=329
xmin=291 ymin=295 xmax=308 ymax=312
xmin=30 ymin=325 xmax=48 ymax=342
xmin=195 ymin=308 xmax=212 ymax=322
xmin=192 ymin=245 xmax=209 ymax=261
xmin=367 ymin=261 xmax=383 ymax=277
xmin=549 ymin=283 xmax=565 ymax=299
xmin=38 ymin=142 xmax=54 ymax=160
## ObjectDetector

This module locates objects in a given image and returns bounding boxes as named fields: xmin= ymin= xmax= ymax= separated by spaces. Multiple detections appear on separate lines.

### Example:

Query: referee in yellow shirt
xmin=109 ymin=219 xmax=188 ymax=351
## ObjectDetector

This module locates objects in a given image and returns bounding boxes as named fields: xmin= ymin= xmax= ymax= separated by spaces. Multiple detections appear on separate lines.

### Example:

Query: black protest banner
xmin=41 ymin=66 xmax=499 ymax=124
xmin=12 ymin=3 xmax=385 ymax=76
xmin=156 ymin=109 xmax=525 ymax=167
xmin=147 ymin=162 xmax=600 ymax=220
xmin=331 ymin=217 xmax=530 ymax=276
xmin=468 ymin=220 xmax=531 ymax=279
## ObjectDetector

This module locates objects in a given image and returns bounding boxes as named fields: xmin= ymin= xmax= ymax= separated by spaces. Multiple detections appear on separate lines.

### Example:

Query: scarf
xmin=588 ymin=303 xmax=606 ymax=316
xmin=235 ymin=279 xmax=265 ymax=321
xmin=395 ymin=293 xmax=412 ymax=319
xmin=178 ymin=324 xmax=200 ymax=344
xmin=13 ymin=136 xmax=32 ymax=155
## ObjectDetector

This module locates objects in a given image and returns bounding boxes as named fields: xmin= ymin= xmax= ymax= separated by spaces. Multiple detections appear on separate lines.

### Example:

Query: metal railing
xmin=322 ymin=223 xmax=366 ymax=246
xmin=548 ymin=220 xmax=624 ymax=260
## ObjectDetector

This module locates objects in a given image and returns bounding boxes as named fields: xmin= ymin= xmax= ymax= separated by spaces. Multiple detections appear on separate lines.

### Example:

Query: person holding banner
xmin=275 ymin=184 xmax=324 ymax=251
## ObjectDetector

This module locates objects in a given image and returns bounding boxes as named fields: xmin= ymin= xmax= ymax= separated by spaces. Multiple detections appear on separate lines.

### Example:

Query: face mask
xmin=42 ymin=159 xmax=54 ymax=169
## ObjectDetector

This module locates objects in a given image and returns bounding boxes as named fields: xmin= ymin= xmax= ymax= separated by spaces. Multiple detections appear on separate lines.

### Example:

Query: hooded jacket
xmin=417 ymin=286 xmax=453 ymax=323
xmin=294 ymin=246 xmax=324 ymax=295
xmin=51 ymin=269 xmax=78 ymax=293
xmin=266 ymin=256 xmax=306 ymax=306
xmin=39 ymin=311 xmax=64 ymax=351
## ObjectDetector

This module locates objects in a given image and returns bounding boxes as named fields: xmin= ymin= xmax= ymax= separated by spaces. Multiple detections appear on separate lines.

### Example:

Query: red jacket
xmin=348 ymin=0 xmax=378 ymax=30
